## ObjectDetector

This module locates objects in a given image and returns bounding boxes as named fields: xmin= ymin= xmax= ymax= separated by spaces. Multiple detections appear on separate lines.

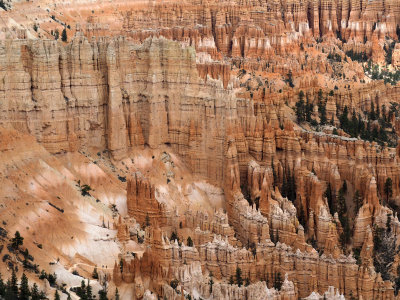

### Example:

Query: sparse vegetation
xmin=11 ymin=231 xmax=23 ymax=249
xmin=170 ymin=279 xmax=179 ymax=290
xmin=61 ymin=27 xmax=67 ymax=42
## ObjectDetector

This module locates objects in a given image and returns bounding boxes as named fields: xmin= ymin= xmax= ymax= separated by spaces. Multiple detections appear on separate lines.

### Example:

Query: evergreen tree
xmin=296 ymin=91 xmax=305 ymax=123
xmin=5 ymin=279 xmax=16 ymax=300
xmin=273 ymin=272 xmax=283 ymax=290
xmin=281 ymin=171 xmax=288 ymax=198
xmin=86 ymin=280 xmax=93 ymax=300
xmin=318 ymin=95 xmax=327 ymax=125
xmin=245 ymin=278 xmax=250 ymax=287
xmin=397 ymin=25 xmax=400 ymax=41
xmin=19 ymin=273 xmax=30 ymax=300
xmin=287 ymin=70 xmax=294 ymax=88
xmin=353 ymin=190 xmax=362 ymax=214
xmin=114 ymin=288 xmax=120 ymax=300
xmin=145 ymin=214 xmax=150 ymax=227
xmin=305 ymin=97 xmax=312 ymax=122
xmin=384 ymin=177 xmax=393 ymax=205
xmin=357 ymin=114 xmax=364 ymax=134
xmin=170 ymin=231 xmax=179 ymax=242
xmin=54 ymin=290 xmax=60 ymax=300
xmin=387 ymin=213 xmax=392 ymax=232
xmin=61 ymin=28 xmax=67 ymax=42
xmin=229 ymin=276 xmax=234 ymax=285
xmin=186 ymin=236 xmax=193 ymax=247
xmin=342 ymin=181 xmax=347 ymax=194
xmin=370 ymin=101 xmax=376 ymax=120
xmin=11 ymin=231 xmax=24 ymax=249
xmin=298 ymin=202 xmax=306 ymax=228
xmin=208 ymin=272 xmax=214 ymax=294
xmin=376 ymin=104 xmax=380 ymax=119
xmin=92 ymin=267 xmax=99 ymax=279
xmin=0 ymin=273 xmax=5 ymax=298
xmin=10 ymin=269 xmax=18 ymax=297
xmin=98 ymin=283 xmax=108 ymax=300
xmin=54 ymin=29 xmax=59 ymax=40
xmin=271 ymin=159 xmax=277 ymax=188
xmin=76 ymin=280 xmax=87 ymax=300
xmin=339 ymin=106 xmax=349 ymax=132
xmin=235 ymin=267 xmax=243 ymax=287
xmin=30 ymin=283 xmax=40 ymax=300
xmin=318 ymin=89 xmax=323 ymax=101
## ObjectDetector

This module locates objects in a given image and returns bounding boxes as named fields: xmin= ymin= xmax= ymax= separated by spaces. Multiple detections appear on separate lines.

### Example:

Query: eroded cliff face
xmin=1 ymin=0 xmax=400 ymax=298
xmin=1 ymin=32 xmax=400 ymax=299
xmin=0 ymin=34 xmax=245 ymax=184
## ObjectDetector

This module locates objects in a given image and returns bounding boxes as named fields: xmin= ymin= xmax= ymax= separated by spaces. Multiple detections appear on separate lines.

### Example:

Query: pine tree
xmin=208 ymin=272 xmax=214 ymax=294
xmin=397 ymin=25 xmax=400 ymax=41
xmin=61 ymin=28 xmax=67 ymax=42
xmin=296 ymin=91 xmax=305 ymax=123
xmin=92 ymin=267 xmax=99 ymax=279
xmin=54 ymin=29 xmax=59 ymax=40
xmin=30 ymin=283 xmax=40 ymax=300
xmin=370 ymin=101 xmax=376 ymax=120
xmin=281 ymin=170 xmax=287 ymax=198
xmin=187 ymin=236 xmax=193 ymax=247
xmin=305 ymin=97 xmax=312 ymax=122
xmin=387 ymin=213 xmax=392 ymax=232
xmin=318 ymin=97 xmax=327 ymax=125
xmin=5 ymin=279 xmax=15 ymax=300
xmin=271 ymin=159 xmax=277 ymax=188
xmin=235 ymin=267 xmax=243 ymax=287
xmin=318 ymin=89 xmax=323 ymax=101
xmin=0 ymin=273 xmax=5 ymax=297
xmin=10 ymin=269 xmax=18 ymax=297
xmin=287 ymin=70 xmax=294 ymax=88
xmin=376 ymin=104 xmax=380 ymax=119
xmin=19 ymin=273 xmax=30 ymax=300
xmin=98 ymin=282 xmax=108 ymax=300
xmin=115 ymin=288 xmax=120 ymax=300
xmin=77 ymin=280 xmax=87 ymax=300
xmin=11 ymin=231 xmax=24 ymax=249
xmin=273 ymin=272 xmax=283 ymax=290
xmin=384 ymin=177 xmax=393 ymax=205
xmin=339 ymin=106 xmax=349 ymax=132
xmin=170 ymin=231 xmax=178 ymax=242
xmin=54 ymin=290 xmax=60 ymax=300
xmin=229 ymin=276 xmax=234 ymax=285
xmin=245 ymin=278 xmax=250 ymax=287
xmin=86 ymin=280 xmax=93 ymax=300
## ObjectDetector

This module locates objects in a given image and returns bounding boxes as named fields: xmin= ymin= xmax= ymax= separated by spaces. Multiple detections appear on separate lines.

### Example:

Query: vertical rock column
xmin=106 ymin=42 xmax=127 ymax=159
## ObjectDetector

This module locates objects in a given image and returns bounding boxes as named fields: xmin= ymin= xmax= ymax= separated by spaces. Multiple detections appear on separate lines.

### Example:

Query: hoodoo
xmin=0 ymin=0 xmax=400 ymax=299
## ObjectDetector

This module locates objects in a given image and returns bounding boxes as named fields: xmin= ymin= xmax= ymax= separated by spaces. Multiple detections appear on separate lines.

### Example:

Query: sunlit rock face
xmin=1 ymin=0 xmax=400 ymax=299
